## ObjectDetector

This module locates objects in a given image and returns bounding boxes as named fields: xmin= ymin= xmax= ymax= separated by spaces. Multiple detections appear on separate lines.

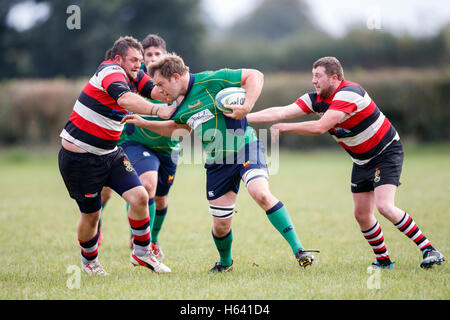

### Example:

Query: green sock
xmin=212 ymin=229 xmax=233 ymax=267
xmin=152 ymin=207 xmax=168 ymax=243
xmin=148 ymin=198 xmax=156 ymax=241
xmin=266 ymin=201 xmax=303 ymax=254
xmin=126 ymin=199 xmax=156 ymax=241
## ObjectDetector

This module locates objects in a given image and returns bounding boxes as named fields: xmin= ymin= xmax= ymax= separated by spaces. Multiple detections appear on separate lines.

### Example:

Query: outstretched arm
xmin=117 ymin=92 xmax=175 ymax=119
xmin=120 ymin=114 xmax=191 ymax=137
xmin=247 ymin=102 xmax=307 ymax=124
xmin=270 ymin=109 xmax=346 ymax=140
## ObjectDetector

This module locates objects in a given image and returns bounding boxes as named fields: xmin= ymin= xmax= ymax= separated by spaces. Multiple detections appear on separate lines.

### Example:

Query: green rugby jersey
xmin=118 ymin=63 xmax=180 ymax=155
xmin=171 ymin=68 xmax=258 ymax=163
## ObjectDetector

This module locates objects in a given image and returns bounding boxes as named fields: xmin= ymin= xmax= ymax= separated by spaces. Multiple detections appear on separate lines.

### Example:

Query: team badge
xmin=123 ymin=157 xmax=134 ymax=172
xmin=188 ymin=100 xmax=201 ymax=109
xmin=168 ymin=175 xmax=174 ymax=184
xmin=374 ymin=168 xmax=381 ymax=183
xmin=243 ymin=160 xmax=250 ymax=168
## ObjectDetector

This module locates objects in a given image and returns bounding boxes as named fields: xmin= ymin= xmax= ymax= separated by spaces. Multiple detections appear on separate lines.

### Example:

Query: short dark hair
xmin=105 ymin=36 xmax=143 ymax=60
xmin=313 ymin=56 xmax=344 ymax=80
xmin=141 ymin=34 xmax=167 ymax=51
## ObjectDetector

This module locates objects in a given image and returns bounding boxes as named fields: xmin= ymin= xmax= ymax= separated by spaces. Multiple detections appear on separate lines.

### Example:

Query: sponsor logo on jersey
xmin=187 ymin=109 xmax=214 ymax=129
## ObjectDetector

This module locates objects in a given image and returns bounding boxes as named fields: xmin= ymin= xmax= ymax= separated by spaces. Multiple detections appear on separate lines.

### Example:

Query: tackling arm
xmin=117 ymin=92 xmax=175 ymax=119
xmin=247 ymin=102 xmax=307 ymax=124
xmin=120 ymin=114 xmax=191 ymax=138
xmin=271 ymin=109 xmax=346 ymax=139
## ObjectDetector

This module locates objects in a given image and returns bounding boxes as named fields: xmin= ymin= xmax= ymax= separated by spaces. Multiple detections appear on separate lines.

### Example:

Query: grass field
xmin=0 ymin=144 xmax=448 ymax=301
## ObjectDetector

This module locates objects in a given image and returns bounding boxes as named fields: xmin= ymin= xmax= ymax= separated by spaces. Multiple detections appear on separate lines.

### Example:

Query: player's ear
xmin=113 ymin=54 xmax=122 ymax=64
xmin=172 ymin=73 xmax=181 ymax=81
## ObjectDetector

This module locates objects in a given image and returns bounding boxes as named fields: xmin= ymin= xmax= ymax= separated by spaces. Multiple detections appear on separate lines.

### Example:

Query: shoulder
xmin=335 ymin=80 xmax=366 ymax=97
xmin=195 ymin=69 xmax=241 ymax=84
xmin=295 ymin=92 xmax=317 ymax=113
xmin=95 ymin=60 xmax=127 ymax=81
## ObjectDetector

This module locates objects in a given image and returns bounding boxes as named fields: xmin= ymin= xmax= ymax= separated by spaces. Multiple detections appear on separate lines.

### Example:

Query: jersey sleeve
xmin=134 ymin=69 xmax=155 ymax=98
xmin=219 ymin=68 xmax=242 ymax=86
xmin=295 ymin=93 xmax=314 ymax=114
xmin=100 ymin=66 xmax=131 ymax=101
xmin=329 ymin=90 xmax=360 ymax=114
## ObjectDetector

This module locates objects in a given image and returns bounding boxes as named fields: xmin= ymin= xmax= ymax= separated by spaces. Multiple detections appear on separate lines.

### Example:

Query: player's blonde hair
xmin=147 ymin=53 xmax=190 ymax=79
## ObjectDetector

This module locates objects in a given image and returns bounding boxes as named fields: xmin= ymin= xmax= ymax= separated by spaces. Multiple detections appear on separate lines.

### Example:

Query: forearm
xmin=241 ymin=69 xmax=264 ymax=113
xmin=247 ymin=106 xmax=287 ymax=124
xmin=118 ymin=92 xmax=157 ymax=115
xmin=248 ymin=102 xmax=306 ymax=124
xmin=278 ymin=121 xmax=327 ymax=136
xmin=140 ymin=120 xmax=191 ymax=137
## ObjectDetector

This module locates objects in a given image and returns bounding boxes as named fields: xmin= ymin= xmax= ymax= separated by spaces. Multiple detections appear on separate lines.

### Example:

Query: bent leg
xmin=247 ymin=177 xmax=304 ymax=254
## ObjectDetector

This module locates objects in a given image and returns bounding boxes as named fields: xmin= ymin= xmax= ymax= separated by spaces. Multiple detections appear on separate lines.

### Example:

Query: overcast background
xmin=201 ymin=0 xmax=450 ymax=37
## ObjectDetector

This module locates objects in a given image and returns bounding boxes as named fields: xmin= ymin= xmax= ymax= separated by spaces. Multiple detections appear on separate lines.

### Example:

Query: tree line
xmin=1 ymin=0 xmax=449 ymax=78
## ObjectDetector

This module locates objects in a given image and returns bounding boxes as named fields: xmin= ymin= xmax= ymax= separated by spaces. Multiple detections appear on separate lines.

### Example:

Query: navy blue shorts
xmin=205 ymin=140 xmax=268 ymax=200
xmin=58 ymin=146 xmax=142 ymax=213
xmin=121 ymin=141 xmax=179 ymax=197
xmin=351 ymin=139 xmax=404 ymax=193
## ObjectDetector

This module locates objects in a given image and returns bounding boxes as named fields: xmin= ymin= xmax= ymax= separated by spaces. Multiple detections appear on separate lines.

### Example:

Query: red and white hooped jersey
xmin=296 ymin=80 xmax=399 ymax=165
xmin=60 ymin=60 xmax=154 ymax=155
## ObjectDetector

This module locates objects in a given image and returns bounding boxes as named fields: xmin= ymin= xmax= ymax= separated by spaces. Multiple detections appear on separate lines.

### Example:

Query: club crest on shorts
xmin=374 ymin=168 xmax=381 ymax=183
xmin=168 ymin=175 xmax=174 ymax=184
xmin=123 ymin=157 xmax=134 ymax=172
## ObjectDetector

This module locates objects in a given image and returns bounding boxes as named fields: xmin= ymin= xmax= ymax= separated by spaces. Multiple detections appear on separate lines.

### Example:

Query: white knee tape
xmin=243 ymin=168 xmax=269 ymax=188
xmin=209 ymin=204 xmax=235 ymax=219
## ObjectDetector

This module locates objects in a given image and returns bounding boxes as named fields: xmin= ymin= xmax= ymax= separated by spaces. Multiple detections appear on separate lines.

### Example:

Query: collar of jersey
xmin=169 ymin=73 xmax=195 ymax=120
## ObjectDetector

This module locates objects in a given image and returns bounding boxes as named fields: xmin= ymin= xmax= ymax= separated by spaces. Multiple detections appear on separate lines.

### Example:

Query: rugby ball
xmin=215 ymin=87 xmax=246 ymax=113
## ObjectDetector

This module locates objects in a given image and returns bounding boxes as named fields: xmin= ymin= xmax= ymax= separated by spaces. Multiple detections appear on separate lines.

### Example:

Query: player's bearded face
xmin=119 ymin=48 xmax=142 ymax=80
xmin=153 ymin=72 xmax=182 ymax=103
xmin=312 ymin=67 xmax=334 ymax=98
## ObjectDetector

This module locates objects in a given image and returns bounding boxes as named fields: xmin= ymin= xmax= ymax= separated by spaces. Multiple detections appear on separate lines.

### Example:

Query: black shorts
xmin=58 ymin=146 xmax=142 ymax=213
xmin=351 ymin=139 xmax=404 ymax=193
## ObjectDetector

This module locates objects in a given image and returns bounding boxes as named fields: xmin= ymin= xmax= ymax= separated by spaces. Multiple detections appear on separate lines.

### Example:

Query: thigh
xmin=373 ymin=142 xmax=404 ymax=189
xmin=205 ymin=163 xmax=241 ymax=201
xmin=351 ymin=162 xmax=375 ymax=193
xmin=121 ymin=141 xmax=160 ymax=175
xmin=155 ymin=151 xmax=178 ymax=197
xmin=105 ymin=147 xmax=142 ymax=196
xmin=58 ymin=147 xmax=105 ymax=213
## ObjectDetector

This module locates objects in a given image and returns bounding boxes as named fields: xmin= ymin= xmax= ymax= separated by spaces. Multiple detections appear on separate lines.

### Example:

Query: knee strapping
xmin=209 ymin=204 xmax=235 ymax=219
